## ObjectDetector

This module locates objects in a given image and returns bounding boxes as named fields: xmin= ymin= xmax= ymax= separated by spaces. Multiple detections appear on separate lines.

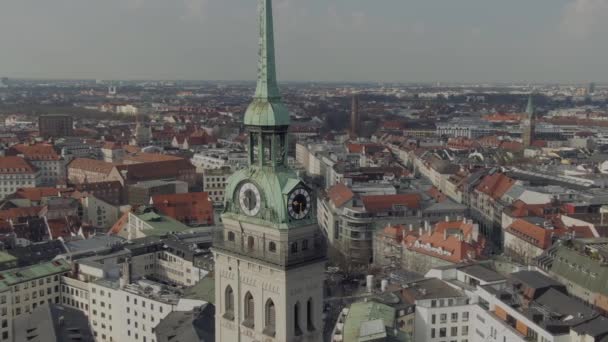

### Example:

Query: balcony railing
xmin=212 ymin=230 xmax=327 ymax=268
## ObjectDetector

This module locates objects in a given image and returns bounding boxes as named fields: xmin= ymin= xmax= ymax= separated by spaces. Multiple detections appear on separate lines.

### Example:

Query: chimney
xmin=444 ymin=229 xmax=448 ymax=241
xmin=445 ymin=216 xmax=449 ymax=222
xmin=408 ymin=224 xmax=413 ymax=231
xmin=419 ymin=228 xmax=423 ymax=236
xmin=366 ymin=275 xmax=374 ymax=293
xmin=381 ymin=279 xmax=389 ymax=292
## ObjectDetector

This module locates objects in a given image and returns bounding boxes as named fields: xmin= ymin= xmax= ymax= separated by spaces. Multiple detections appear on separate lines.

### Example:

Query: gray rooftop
xmin=458 ymin=264 xmax=505 ymax=283
xmin=155 ymin=304 xmax=215 ymax=342
xmin=14 ymin=303 xmax=94 ymax=342
xmin=403 ymin=278 xmax=466 ymax=300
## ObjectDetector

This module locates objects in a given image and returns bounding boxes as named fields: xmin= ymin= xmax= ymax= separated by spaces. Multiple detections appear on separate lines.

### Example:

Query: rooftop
xmin=14 ymin=303 xmax=94 ymax=342
xmin=343 ymin=300 xmax=396 ymax=342
xmin=401 ymin=277 xmax=466 ymax=301
xmin=0 ymin=259 xmax=71 ymax=291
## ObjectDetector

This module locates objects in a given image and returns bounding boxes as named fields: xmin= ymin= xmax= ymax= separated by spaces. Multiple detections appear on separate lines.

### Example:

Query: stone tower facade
xmin=213 ymin=1 xmax=326 ymax=341
xmin=522 ymin=94 xmax=536 ymax=148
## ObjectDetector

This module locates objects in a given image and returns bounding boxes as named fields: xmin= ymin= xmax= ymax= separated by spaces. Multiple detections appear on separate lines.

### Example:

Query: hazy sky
xmin=1 ymin=0 xmax=607 ymax=83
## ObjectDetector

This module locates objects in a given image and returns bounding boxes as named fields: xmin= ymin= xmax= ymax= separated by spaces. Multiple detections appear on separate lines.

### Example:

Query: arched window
xmin=244 ymin=292 xmax=255 ymax=328
xmin=227 ymin=231 xmax=235 ymax=242
xmin=247 ymin=236 xmax=255 ymax=249
xmin=224 ymin=286 xmax=234 ymax=320
xmin=268 ymin=241 xmax=277 ymax=253
xmin=294 ymin=301 xmax=302 ymax=336
xmin=264 ymin=299 xmax=276 ymax=336
xmin=302 ymin=239 xmax=309 ymax=251
xmin=291 ymin=242 xmax=298 ymax=254
xmin=307 ymin=298 xmax=315 ymax=331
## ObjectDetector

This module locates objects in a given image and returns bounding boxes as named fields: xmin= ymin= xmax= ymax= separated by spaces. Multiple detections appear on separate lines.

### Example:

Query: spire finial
xmin=255 ymin=0 xmax=280 ymax=100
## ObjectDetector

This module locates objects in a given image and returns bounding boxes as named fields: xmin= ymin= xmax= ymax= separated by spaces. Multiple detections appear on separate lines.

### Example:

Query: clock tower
xmin=213 ymin=1 xmax=326 ymax=341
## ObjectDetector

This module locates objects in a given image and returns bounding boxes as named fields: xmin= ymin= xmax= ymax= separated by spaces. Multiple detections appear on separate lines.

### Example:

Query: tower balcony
xmin=212 ymin=230 xmax=327 ymax=269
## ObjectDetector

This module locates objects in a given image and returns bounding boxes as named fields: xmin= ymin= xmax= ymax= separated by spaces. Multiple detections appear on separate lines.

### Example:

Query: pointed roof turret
xmin=244 ymin=0 xmax=290 ymax=127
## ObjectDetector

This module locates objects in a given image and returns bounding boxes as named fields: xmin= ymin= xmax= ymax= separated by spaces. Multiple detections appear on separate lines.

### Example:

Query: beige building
xmin=80 ymin=194 xmax=121 ymax=229
xmin=202 ymin=167 xmax=231 ymax=205
xmin=0 ymin=156 xmax=40 ymax=200
xmin=67 ymin=158 xmax=118 ymax=184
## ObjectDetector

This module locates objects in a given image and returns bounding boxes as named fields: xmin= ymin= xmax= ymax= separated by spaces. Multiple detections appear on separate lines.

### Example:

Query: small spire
xmin=254 ymin=0 xmax=281 ymax=100
xmin=526 ymin=93 xmax=535 ymax=116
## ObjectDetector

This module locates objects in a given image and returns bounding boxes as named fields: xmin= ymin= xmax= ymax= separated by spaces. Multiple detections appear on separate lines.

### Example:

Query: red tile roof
xmin=152 ymin=192 xmax=214 ymax=226
xmin=6 ymin=143 xmax=61 ymax=161
xmin=0 ymin=206 xmax=44 ymax=221
xmin=102 ymin=141 xmax=122 ymax=150
xmin=12 ymin=188 xmax=60 ymax=201
xmin=508 ymin=200 xmax=550 ymax=218
xmin=506 ymin=217 xmax=596 ymax=250
xmin=327 ymin=183 xmax=354 ymax=208
xmin=506 ymin=219 xmax=553 ymax=249
xmin=362 ymin=193 xmax=422 ymax=213
xmin=346 ymin=143 xmax=384 ymax=154
xmin=115 ymin=159 xmax=194 ymax=182
xmin=499 ymin=141 xmax=524 ymax=152
xmin=386 ymin=220 xmax=485 ymax=263
xmin=427 ymin=186 xmax=447 ymax=203
xmin=476 ymin=172 xmax=515 ymax=200
xmin=0 ymin=156 xmax=37 ymax=174
xmin=68 ymin=158 xmax=115 ymax=174
xmin=123 ymin=152 xmax=184 ymax=163
xmin=108 ymin=211 xmax=130 ymax=235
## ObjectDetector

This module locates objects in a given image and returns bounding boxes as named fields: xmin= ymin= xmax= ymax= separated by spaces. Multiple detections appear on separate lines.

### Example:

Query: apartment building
xmin=0 ymin=259 xmax=71 ymax=341
xmin=318 ymin=183 xmax=422 ymax=264
xmin=80 ymin=194 xmax=121 ymax=229
xmin=38 ymin=114 xmax=73 ymax=138
xmin=430 ymin=262 xmax=608 ymax=342
xmin=400 ymin=278 xmax=473 ymax=342
xmin=469 ymin=171 xmax=516 ymax=248
xmin=6 ymin=144 xmax=66 ymax=186
xmin=538 ymin=238 xmax=608 ymax=313
xmin=58 ymin=235 xmax=210 ymax=342
xmin=374 ymin=219 xmax=485 ymax=274
xmin=190 ymin=149 xmax=247 ymax=171
xmin=0 ymin=157 xmax=40 ymax=200
xmin=202 ymin=167 xmax=231 ymax=205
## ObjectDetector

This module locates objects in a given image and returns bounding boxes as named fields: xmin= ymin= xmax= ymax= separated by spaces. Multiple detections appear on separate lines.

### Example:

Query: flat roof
xmin=343 ymin=301 xmax=395 ymax=342
xmin=459 ymin=264 xmax=505 ymax=282
xmin=0 ymin=259 xmax=71 ymax=291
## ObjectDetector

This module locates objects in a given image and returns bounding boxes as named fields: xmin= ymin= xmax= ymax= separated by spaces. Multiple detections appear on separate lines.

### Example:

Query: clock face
xmin=239 ymin=183 xmax=262 ymax=216
xmin=288 ymin=188 xmax=311 ymax=220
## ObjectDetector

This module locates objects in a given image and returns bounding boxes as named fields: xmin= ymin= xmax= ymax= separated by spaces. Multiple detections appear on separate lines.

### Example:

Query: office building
xmin=38 ymin=115 xmax=73 ymax=138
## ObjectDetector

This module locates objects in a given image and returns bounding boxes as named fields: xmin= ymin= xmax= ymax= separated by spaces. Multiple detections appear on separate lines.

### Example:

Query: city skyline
xmin=1 ymin=0 xmax=607 ymax=83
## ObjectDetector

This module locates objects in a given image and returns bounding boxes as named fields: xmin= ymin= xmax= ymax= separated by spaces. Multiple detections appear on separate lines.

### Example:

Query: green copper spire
xmin=255 ymin=0 xmax=279 ymax=100
xmin=244 ymin=0 xmax=290 ymax=127
xmin=526 ymin=93 xmax=535 ymax=116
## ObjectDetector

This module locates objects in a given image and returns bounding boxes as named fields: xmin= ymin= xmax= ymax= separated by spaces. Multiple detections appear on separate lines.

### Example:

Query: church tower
xmin=522 ymin=93 xmax=536 ymax=148
xmin=213 ymin=1 xmax=326 ymax=341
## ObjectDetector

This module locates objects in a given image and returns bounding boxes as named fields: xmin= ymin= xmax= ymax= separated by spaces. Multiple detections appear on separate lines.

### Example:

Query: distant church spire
xmin=523 ymin=93 xmax=536 ymax=148
xmin=254 ymin=0 xmax=280 ymax=100
xmin=526 ymin=93 xmax=535 ymax=117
